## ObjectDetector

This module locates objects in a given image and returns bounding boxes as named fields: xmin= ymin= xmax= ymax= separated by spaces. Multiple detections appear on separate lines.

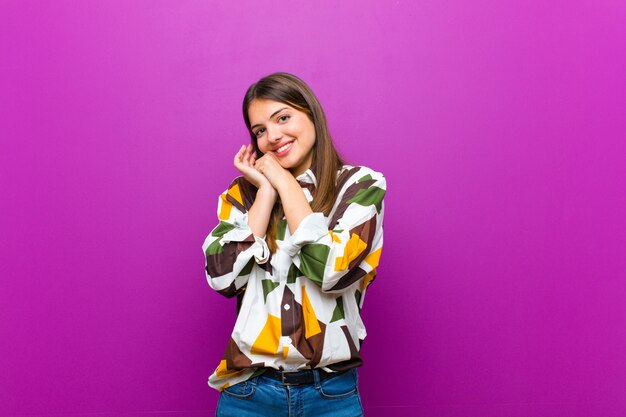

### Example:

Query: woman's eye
xmin=278 ymin=115 xmax=290 ymax=122
xmin=254 ymin=128 xmax=265 ymax=137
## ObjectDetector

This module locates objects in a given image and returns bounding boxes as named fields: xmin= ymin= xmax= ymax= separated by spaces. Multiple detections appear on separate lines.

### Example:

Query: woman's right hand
xmin=234 ymin=144 xmax=277 ymax=237
xmin=234 ymin=144 xmax=274 ymax=192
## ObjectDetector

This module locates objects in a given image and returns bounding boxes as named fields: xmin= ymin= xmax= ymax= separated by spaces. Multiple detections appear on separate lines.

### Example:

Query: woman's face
xmin=248 ymin=99 xmax=316 ymax=178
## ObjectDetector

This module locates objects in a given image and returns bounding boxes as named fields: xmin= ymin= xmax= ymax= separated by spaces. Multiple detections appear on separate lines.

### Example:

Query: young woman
xmin=203 ymin=72 xmax=386 ymax=417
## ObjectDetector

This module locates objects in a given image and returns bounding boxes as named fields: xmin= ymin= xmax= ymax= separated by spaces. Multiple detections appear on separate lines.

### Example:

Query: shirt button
xmin=284 ymin=304 xmax=290 ymax=311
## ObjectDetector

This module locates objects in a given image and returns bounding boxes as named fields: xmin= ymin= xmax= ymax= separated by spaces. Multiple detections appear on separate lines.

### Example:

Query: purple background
xmin=1 ymin=0 xmax=625 ymax=416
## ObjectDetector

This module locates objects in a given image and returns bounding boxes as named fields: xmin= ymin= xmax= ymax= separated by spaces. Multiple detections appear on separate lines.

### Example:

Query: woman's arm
xmin=233 ymin=144 xmax=278 ymax=238
xmin=247 ymin=185 xmax=278 ymax=238
xmin=203 ymin=177 xmax=273 ymax=298
xmin=252 ymin=151 xmax=313 ymax=234
xmin=275 ymin=175 xmax=313 ymax=235
xmin=202 ymin=145 xmax=278 ymax=298
xmin=285 ymin=168 xmax=386 ymax=293
xmin=253 ymin=153 xmax=386 ymax=294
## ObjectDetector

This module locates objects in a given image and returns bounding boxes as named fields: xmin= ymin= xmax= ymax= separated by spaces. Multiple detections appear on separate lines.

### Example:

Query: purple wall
xmin=1 ymin=1 xmax=625 ymax=416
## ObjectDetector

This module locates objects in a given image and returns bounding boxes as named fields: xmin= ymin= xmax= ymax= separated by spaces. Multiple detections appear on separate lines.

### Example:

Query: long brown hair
xmin=242 ymin=72 xmax=345 ymax=253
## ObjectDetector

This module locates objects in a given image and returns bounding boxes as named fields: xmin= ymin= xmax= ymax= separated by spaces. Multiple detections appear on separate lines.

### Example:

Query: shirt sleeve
xmin=284 ymin=167 xmax=386 ymax=293
xmin=202 ymin=177 xmax=270 ymax=298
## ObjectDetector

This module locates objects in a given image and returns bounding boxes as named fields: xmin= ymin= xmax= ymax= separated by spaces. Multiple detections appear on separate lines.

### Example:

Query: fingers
xmin=235 ymin=144 xmax=256 ymax=168
xmin=254 ymin=154 xmax=265 ymax=172
xmin=234 ymin=144 xmax=278 ymax=180
xmin=246 ymin=145 xmax=256 ymax=166
xmin=234 ymin=145 xmax=246 ymax=166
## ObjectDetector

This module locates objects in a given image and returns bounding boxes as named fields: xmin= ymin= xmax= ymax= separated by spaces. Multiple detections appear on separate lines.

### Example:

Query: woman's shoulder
xmin=219 ymin=175 xmax=257 ymax=209
xmin=338 ymin=164 xmax=386 ymax=186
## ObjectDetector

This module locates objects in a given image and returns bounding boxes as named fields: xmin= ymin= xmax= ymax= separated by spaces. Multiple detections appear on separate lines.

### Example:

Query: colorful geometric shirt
xmin=202 ymin=164 xmax=386 ymax=391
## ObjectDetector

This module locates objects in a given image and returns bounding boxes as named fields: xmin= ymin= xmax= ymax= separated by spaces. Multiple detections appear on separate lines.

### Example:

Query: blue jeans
xmin=216 ymin=368 xmax=364 ymax=417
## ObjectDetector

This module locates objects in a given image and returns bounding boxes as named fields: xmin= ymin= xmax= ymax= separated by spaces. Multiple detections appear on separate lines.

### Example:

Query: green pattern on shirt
xmin=277 ymin=219 xmax=287 ymax=241
xmin=211 ymin=221 xmax=236 ymax=237
xmin=299 ymin=244 xmax=330 ymax=286
xmin=205 ymin=222 xmax=236 ymax=255
xmin=330 ymin=296 xmax=345 ymax=322
xmin=287 ymin=263 xmax=301 ymax=284
xmin=238 ymin=258 xmax=254 ymax=277
xmin=262 ymin=279 xmax=280 ymax=303
xmin=347 ymin=186 xmax=385 ymax=213
xmin=205 ymin=240 xmax=224 ymax=256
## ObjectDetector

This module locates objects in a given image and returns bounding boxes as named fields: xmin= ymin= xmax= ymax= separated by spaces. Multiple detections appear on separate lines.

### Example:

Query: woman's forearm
xmin=277 ymin=178 xmax=314 ymax=235
xmin=247 ymin=186 xmax=278 ymax=238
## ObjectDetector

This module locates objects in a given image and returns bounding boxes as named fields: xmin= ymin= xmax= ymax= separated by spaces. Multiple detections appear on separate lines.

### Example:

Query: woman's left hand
xmin=254 ymin=152 xmax=291 ymax=191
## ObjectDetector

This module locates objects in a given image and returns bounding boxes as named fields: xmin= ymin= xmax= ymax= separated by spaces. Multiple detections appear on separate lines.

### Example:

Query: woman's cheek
xmin=257 ymin=137 xmax=270 ymax=153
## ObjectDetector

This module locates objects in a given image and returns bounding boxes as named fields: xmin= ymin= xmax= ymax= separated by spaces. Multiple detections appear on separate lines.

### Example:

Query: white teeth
xmin=277 ymin=142 xmax=292 ymax=153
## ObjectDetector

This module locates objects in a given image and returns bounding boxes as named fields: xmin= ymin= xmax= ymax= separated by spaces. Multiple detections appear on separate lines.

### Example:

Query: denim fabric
xmin=216 ymin=368 xmax=364 ymax=417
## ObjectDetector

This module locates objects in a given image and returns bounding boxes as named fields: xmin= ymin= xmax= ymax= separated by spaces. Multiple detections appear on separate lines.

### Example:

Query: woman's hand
xmin=234 ymin=144 xmax=272 ymax=190
xmin=233 ymin=145 xmax=277 ymax=237
xmin=255 ymin=152 xmax=313 ymax=234
xmin=253 ymin=152 xmax=292 ymax=192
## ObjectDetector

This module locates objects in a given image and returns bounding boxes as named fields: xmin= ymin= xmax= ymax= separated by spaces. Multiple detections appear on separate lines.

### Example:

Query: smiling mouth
xmin=274 ymin=141 xmax=294 ymax=156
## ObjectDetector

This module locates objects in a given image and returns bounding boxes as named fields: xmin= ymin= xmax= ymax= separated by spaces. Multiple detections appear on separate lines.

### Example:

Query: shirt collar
xmin=295 ymin=160 xmax=319 ymax=187
xmin=296 ymin=168 xmax=317 ymax=187
xmin=296 ymin=163 xmax=352 ymax=189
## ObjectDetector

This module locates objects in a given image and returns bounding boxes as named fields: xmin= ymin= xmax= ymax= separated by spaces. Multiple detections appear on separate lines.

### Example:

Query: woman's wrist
xmin=257 ymin=184 xmax=278 ymax=202
xmin=248 ymin=187 xmax=276 ymax=239
xmin=278 ymin=179 xmax=313 ymax=234
xmin=274 ymin=173 xmax=299 ymax=198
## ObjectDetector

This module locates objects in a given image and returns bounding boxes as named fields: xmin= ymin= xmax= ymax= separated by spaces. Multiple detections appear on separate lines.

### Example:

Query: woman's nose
xmin=267 ymin=125 xmax=282 ymax=142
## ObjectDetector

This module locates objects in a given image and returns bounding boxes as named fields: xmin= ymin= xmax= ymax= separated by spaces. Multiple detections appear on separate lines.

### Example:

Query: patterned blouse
xmin=202 ymin=164 xmax=386 ymax=391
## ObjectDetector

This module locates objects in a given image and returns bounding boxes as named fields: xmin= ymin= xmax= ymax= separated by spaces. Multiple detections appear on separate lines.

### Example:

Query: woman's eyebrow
xmin=251 ymin=107 xmax=289 ymax=129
